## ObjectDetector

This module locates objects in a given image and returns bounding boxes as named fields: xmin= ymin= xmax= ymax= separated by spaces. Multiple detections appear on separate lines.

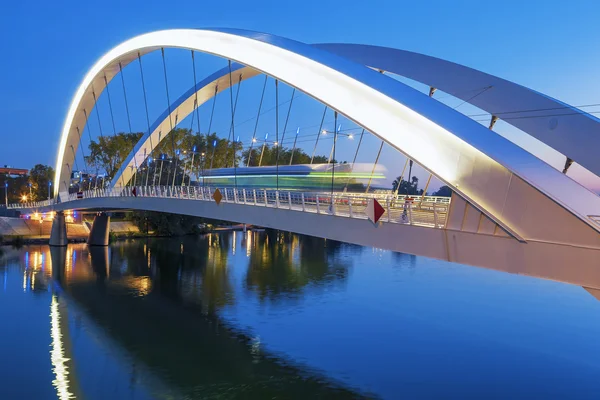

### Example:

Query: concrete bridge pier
xmin=49 ymin=211 xmax=68 ymax=247
xmin=87 ymin=212 xmax=110 ymax=246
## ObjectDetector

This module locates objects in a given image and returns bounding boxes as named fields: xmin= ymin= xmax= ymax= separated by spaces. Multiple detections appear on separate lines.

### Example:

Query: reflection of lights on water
xmin=50 ymin=296 xmax=74 ymax=399
xmin=246 ymin=231 xmax=252 ymax=257
xmin=232 ymin=231 xmax=236 ymax=255
xmin=22 ymin=271 xmax=27 ymax=291
xmin=31 ymin=272 xmax=35 ymax=291
xmin=180 ymin=243 xmax=184 ymax=254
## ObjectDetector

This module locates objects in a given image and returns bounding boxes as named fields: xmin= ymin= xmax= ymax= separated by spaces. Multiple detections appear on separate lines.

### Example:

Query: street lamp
xmin=48 ymin=181 xmax=52 ymax=201
xmin=209 ymin=140 xmax=217 ymax=170
xmin=185 ymin=145 xmax=198 ymax=187
xmin=171 ymin=149 xmax=181 ymax=187
xmin=4 ymin=182 xmax=8 ymax=207
xmin=201 ymin=152 xmax=206 ymax=187
xmin=156 ymin=154 xmax=168 ymax=186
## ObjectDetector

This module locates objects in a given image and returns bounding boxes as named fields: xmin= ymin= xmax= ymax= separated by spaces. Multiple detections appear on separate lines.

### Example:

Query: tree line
xmin=81 ymin=128 xmax=333 ymax=188
xmin=1 ymin=164 xmax=54 ymax=204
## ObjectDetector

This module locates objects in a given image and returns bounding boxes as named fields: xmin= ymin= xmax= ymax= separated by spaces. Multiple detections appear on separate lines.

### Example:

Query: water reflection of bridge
xmin=4 ymin=232 xmax=368 ymax=399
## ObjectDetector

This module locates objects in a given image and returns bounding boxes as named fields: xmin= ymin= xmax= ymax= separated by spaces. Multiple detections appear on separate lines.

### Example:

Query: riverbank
xmin=0 ymin=216 xmax=257 ymax=245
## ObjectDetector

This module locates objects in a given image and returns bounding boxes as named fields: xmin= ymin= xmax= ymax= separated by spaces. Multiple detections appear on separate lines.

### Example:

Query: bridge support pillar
xmin=88 ymin=212 xmax=110 ymax=246
xmin=49 ymin=211 xmax=68 ymax=247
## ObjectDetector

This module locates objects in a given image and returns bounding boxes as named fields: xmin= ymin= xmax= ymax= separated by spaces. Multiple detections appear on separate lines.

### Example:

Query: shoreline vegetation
xmin=0 ymin=215 xmax=254 ymax=247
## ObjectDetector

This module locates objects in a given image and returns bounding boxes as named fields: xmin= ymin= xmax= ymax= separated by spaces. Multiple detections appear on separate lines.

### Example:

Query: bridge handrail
xmin=9 ymin=186 xmax=450 ymax=229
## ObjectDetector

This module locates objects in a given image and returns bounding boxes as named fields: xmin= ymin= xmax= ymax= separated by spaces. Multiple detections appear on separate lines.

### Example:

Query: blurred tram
xmin=196 ymin=163 xmax=387 ymax=192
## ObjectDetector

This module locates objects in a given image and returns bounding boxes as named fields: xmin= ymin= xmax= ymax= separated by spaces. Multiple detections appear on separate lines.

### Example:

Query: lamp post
xmin=209 ymin=140 xmax=217 ymax=170
xmin=247 ymin=136 xmax=257 ymax=167
xmin=200 ymin=152 xmax=206 ymax=187
xmin=146 ymin=157 xmax=153 ymax=186
xmin=156 ymin=154 xmax=168 ymax=186
xmin=48 ymin=181 xmax=51 ymax=201
xmin=171 ymin=149 xmax=181 ymax=188
xmin=4 ymin=182 xmax=7 ymax=207
xmin=186 ymin=146 xmax=197 ymax=187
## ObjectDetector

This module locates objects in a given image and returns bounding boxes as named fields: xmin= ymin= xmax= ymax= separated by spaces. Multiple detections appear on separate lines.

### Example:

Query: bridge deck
xmin=11 ymin=186 xmax=451 ymax=229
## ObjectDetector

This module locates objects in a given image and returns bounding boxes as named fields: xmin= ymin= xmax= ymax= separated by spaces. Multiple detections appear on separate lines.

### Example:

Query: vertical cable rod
xmin=280 ymin=88 xmax=296 ymax=147
xmin=330 ymin=111 xmax=338 ymax=207
xmin=275 ymin=79 xmax=280 ymax=190
xmin=311 ymin=105 xmax=327 ymax=164
xmin=365 ymin=141 xmax=384 ymax=193
xmin=227 ymin=60 xmax=238 ymax=187
xmin=247 ymin=75 xmax=268 ymax=167
xmin=343 ymin=128 xmax=365 ymax=192
xmin=138 ymin=52 xmax=153 ymax=186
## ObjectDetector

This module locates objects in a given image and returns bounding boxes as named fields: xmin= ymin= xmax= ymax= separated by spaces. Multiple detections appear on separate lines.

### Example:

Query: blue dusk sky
xmin=1 ymin=0 xmax=599 ymax=191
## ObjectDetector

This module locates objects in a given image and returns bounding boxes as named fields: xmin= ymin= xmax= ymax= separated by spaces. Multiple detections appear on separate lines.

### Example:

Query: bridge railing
xmin=7 ymin=198 xmax=57 ymax=209
xmin=54 ymin=186 xmax=449 ymax=229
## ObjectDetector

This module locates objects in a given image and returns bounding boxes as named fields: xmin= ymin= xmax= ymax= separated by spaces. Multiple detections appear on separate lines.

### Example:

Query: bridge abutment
xmin=49 ymin=211 xmax=68 ymax=247
xmin=87 ymin=213 xmax=110 ymax=246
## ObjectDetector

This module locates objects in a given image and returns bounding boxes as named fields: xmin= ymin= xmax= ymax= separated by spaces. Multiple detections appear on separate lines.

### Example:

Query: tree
xmin=432 ymin=185 xmax=452 ymax=197
xmin=392 ymin=175 xmax=421 ymax=195
xmin=242 ymin=144 xmax=332 ymax=167
xmin=29 ymin=164 xmax=54 ymax=201
xmin=86 ymin=132 xmax=144 ymax=179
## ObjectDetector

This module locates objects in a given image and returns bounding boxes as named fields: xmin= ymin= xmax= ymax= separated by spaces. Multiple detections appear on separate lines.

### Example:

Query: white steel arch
xmin=56 ymin=28 xmax=600 ymax=247
xmin=314 ymin=44 xmax=600 ymax=178
xmin=122 ymin=43 xmax=600 ymax=187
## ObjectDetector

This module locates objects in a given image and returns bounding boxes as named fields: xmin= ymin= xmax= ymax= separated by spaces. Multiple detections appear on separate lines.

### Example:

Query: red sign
xmin=76 ymin=192 xmax=84 ymax=199
xmin=366 ymin=198 xmax=385 ymax=224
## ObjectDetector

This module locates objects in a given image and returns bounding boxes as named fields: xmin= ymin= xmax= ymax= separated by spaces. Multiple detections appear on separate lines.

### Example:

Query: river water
xmin=1 ymin=231 xmax=600 ymax=399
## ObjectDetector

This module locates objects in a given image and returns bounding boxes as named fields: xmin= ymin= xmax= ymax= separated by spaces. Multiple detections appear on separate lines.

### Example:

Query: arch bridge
xmin=8 ymin=28 xmax=600 ymax=297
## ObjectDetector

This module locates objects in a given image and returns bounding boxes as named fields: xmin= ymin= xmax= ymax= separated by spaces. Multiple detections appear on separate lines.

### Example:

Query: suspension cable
xmin=393 ymin=158 xmax=410 ymax=197
xmin=247 ymin=75 xmax=268 ymax=166
xmin=275 ymin=79 xmax=280 ymax=190
xmin=103 ymin=74 xmax=118 ymax=136
xmin=366 ymin=141 xmax=384 ymax=193
xmin=207 ymin=85 xmax=218 ymax=137
xmin=289 ymin=127 xmax=299 ymax=165
xmin=191 ymin=50 xmax=201 ymax=181
xmin=91 ymin=87 xmax=104 ymax=138
xmin=311 ymin=105 xmax=328 ymax=164
xmin=138 ymin=52 xmax=153 ymax=186
xmin=161 ymin=48 xmax=176 ymax=158
xmin=343 ymin=128 xmax=365 ymax=192
xmin=82 ymin=108 xmax=97 ymax=189
xmin=227 ymin=60 xmax=238 ymax=187
xmin=280 ymin=88 xmax=296 ymax=149
xmin=119 ymin=62 xmax=137 ymax=187
xmin=226 ymin=69 xmax=242 ymax=168
xmin=191 ymin=51 xmax=201 ymax=136
xmin=330 ymin=111 xmax=338 ymax=207
xmin=103 ymin=73 xmax=125 ymax=188
xmin=184 ymin=99 xmax=197 ymax=185
xmin=90 ymin=88 xmax=105 ymax=190
xmin=70 ymin=145 xmax=80 ymax=175
xmin=75 ymin=126 xmax=89 ymax=189
xmin=208 ymin=85 xmax=218 ymax=171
